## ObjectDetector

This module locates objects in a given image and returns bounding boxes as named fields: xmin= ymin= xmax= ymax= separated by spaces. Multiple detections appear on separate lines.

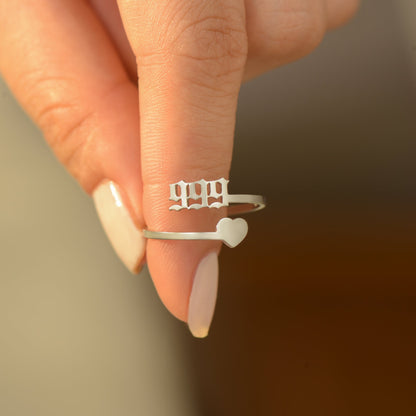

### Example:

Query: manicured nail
xmin=187 ymin=252 xmax=219 ymax=338
xmin=92 ymin=181 xmax=145 ymax=273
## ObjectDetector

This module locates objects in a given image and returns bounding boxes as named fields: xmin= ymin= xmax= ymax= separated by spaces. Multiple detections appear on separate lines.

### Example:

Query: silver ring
xmin=143 ymin=177 xmax=266 ymax=248
xmin=143 ymin=217 xmax=249 ymax=248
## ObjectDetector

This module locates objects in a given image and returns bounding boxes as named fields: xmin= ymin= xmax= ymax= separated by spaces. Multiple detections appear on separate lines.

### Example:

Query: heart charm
xmin=216 ymin=217 xmax=248 ymax=248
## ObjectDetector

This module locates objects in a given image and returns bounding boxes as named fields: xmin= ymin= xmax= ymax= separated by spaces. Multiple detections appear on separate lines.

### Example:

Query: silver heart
xmin=216 ymin=217 xmax=248 ymax=248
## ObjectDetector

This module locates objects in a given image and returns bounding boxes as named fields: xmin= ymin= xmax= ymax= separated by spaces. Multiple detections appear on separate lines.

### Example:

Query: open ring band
xmin=143 ymin=218 xmax=249 ymax=248
xmin=143 ymin=178 xmax=265 ymax=248
xmin=225 ymin=194 xmax=266 ymax=215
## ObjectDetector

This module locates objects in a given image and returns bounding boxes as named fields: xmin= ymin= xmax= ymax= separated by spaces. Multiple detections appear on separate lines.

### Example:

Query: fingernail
xmin=92 ymin=181 xmax=145 ymax=273
xmin=187 ymin=252 xmax=219 ymax=338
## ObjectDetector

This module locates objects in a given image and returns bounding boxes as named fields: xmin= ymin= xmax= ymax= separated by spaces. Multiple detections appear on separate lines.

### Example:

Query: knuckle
xmin=32 ymin=92 xmax=86 ymax=163
xmin=138 ymin=2 xmax=248 ymax=80
xmin=289 ymin=10 xmax=326 ymax=56
xmin=26 ymin=76 xmax=131 ymax=185
xmin=43 ymin=109 xmax=92 ymax=172
xmin=23 ymin=75 xmax=91 ymax=174
xmin=174 ymin=15 xmax=248 ymax=63
xmin=256 ymin=6 xmax=326 ymax=63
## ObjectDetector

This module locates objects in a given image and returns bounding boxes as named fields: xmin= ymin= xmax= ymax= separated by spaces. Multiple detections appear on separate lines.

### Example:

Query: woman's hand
xmin=0 ymin=0 xmax=359 ymax=337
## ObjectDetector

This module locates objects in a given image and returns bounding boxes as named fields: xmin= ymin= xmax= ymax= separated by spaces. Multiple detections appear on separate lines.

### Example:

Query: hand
xmin=0 ymin=0 xmax=359 ymax=337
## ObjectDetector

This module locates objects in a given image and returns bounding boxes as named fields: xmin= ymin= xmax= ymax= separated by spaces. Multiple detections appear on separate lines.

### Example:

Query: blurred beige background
xmin=0 ymin=48 xmax=197 ymax=416
xmin=1 ymin=1 xmax=416 ymax=415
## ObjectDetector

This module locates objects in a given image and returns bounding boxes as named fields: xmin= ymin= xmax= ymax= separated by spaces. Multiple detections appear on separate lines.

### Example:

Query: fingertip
xmin=146 ymin=239 xmax=221 ymax=325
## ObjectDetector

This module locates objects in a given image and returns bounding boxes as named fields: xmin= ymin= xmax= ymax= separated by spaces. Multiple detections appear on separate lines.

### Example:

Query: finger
xmin=117 ymin=0 xmax=248 ymax=337
xmin=88 ymin=0 xmax=137 ymax=80
xmin=89 ymin=0 xmax=359 ymax=87
xmin=242 ymin=0 xmax=360 ymax=82
xmin=243 ymin=0 xmax=327 ymax=81
xmin=0 ymin=0 xmax=145 ymax=272
xmin=326 ymin=0 xmax=360 ymax=30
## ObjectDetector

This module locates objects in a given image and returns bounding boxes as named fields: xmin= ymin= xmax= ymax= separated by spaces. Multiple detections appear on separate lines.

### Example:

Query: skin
xmin=0 ymin=0 xmax=359 ymax=322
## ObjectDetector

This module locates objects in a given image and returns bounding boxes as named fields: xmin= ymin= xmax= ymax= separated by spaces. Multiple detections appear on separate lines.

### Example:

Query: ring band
xmin=143 ymin=218 xmax=249 ymax=248
xmin=226 ymin=194 xmax=266 ymax=215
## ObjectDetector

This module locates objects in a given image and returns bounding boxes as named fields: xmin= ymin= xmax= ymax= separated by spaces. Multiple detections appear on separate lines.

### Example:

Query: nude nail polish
xmin=93 ymin=181 xmax=145 ymax=273
xmin=187 ymin=252 xmax=219 ymax=338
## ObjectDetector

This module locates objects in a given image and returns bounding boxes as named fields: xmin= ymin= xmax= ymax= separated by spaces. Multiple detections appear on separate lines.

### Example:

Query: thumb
xmin=117 ymin=0 xmax=248 ymax=336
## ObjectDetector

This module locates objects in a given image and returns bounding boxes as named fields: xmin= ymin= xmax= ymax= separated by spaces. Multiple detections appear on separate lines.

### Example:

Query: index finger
xmin=117 ymin=0 xmax=248 ymax=337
